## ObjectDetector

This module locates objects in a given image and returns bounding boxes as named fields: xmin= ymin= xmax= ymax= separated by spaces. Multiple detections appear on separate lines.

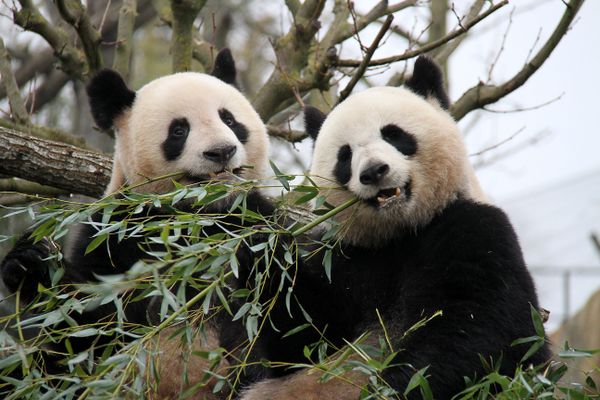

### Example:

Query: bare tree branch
xmin=170 ymin=0 xmax=207 ymax=72
xmin=0 ymin=125 xmax=110 ymax=197
xmin=0 ymin=118 xmax=89 ymax=150
xmin=337 ymin=14 xmax=394 ymax=104
xmin=451 ymin=0 xmax=584 ymax=121
xmin=13 ymin=0 xmax=88 ymax=79
xmin=112 ymin=0 xmax=137 ymax=78
xmin=0 ymin=38 xmax=29 ymax=125
xmin=55 ymin=0 xmax=104 ymax=74
xmin=332 ymin=0 xmax=417 ymax=45
xmin=434 ymin=0 xmax=485 ymax=65
xmin=335 ymin=1 xmax=508 ymax=67
xmin=267 ymin=125 xmax=307 ymax=143
xmin=251 ymin=0 xmax=326 ymax=121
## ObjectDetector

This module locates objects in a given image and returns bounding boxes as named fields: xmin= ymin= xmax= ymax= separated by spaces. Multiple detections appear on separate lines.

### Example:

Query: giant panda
xmin=237 ymin=56 xmax=551 ymax=399
xmin=0 ymin=49 xmax=274 ymax=399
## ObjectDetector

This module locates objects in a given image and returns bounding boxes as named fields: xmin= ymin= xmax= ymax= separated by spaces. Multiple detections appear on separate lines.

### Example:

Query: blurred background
xmin=0 ymin=0 xmax=598 ymax=381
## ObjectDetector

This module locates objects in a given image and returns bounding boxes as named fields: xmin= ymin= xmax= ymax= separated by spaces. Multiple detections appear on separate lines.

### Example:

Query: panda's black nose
xmin=360 ymin=163 xmax=390 ymax=185
xmin=203 ymin=145 xmax=237 ymax=164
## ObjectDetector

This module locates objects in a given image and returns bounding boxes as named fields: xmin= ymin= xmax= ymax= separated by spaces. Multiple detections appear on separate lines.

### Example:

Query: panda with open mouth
xmin=238 ymin=56 xmax=550 ymax=400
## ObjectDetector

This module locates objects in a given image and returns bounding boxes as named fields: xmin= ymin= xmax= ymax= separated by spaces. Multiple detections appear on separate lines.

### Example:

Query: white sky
xmin=450 ymin=0 xmax=600 ymax=202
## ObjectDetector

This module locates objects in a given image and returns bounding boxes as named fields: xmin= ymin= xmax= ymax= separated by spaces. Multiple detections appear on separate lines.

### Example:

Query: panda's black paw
xmin=1 ymin=235 xmax=55 ymax=302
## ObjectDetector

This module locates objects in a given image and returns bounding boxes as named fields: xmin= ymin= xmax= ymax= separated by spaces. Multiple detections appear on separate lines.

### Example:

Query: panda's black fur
xmin=236 ymin=57 xmax=551 ymax=399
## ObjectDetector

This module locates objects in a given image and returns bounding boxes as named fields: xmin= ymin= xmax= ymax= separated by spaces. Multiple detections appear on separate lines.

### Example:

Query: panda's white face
xmin=310 ymin=86 xmax=472 ymax=247
xmin=109 ymin=73 xmax=268 ymax=194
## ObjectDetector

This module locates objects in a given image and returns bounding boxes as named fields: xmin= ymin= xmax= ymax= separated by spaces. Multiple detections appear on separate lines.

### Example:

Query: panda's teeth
xmin=377 ymin=196 xmax=386 ymax=204
xmin=395 ymin=187 xmax=401 ymax=197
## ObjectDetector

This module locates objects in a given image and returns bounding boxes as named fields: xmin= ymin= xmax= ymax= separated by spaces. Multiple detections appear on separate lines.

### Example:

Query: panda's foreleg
xmin=0 ymin=233 xmax=55 ymax=304
xmin=148 ymin=325 xmax=231 ymax=400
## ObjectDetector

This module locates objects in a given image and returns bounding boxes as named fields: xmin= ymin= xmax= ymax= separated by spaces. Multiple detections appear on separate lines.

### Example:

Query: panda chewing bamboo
xmin=237 ymin=56 xmax=551 ymax=399
xmin=0 ymin=49 xmax=274 ymax=399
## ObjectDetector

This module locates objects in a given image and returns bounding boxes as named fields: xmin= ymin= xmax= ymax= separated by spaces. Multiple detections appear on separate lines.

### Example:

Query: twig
xmin=469 ymin=126 xmax=525 ymax=157
xmin=337 ymin=14 xmax=394 ymax=104
xmin=335 ymin=0 xmax=508 ymax=67
xmin=473 ymin=130 xmax=551 ymax=169
xmin=451 ymin=0 xmax=585 ymax=121
xmin=112 ymin=0 xmax=137 ymax=78
xmin=487 ymin=6 xmax=513 ymax=83
xmin=0 ymin=37 xmax=29 ymax=125
xmin=481 ymin=92 xmax=564 ymax=114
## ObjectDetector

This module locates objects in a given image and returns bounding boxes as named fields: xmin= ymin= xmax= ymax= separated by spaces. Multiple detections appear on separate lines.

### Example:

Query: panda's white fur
xmin=310 ymin=85 xmax=480 ymax=247
xmin=107 ymin=73 xmax=268 ymax=195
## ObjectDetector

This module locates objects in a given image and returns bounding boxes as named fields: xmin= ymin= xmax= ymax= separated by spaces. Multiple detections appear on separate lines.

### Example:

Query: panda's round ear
xmin=304 ymin=106 xmax=327 ymax=140
xmin=211 ymin=48 xmax=236 ymax=85
xmin=87 ymin=69 xmax=136 ymax=130
xmin=404 ymin=56 xmax=449 ymax=109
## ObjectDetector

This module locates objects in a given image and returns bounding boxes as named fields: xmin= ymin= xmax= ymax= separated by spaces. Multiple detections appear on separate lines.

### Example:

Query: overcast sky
xmin=449 ymin=0 xmax=600 ymax=202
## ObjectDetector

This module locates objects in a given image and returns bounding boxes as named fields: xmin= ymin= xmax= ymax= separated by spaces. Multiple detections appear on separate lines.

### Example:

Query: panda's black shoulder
xmin=423 ymin=198 xmax=523 ymax=261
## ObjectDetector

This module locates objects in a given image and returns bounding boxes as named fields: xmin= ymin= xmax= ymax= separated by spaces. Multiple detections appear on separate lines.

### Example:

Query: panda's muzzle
xmin=365 ymin=178 xmax=412 ymax=208
xmin=184 ymin=167 xmax=245 ymax=184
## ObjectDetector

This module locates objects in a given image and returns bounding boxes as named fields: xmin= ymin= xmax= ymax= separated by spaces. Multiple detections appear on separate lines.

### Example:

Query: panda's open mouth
xmin=184 ymin=167 xmax=244 ymax=183
xmin=366 ymin=179 xmax=412 ymax=208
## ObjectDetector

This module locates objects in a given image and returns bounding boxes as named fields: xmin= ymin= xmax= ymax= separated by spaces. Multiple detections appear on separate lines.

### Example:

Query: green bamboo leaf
xmin=84 ymin=233 xmax=108 ymax=255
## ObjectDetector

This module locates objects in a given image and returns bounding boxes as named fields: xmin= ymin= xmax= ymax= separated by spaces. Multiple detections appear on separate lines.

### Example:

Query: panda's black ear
xmin=87 ymin=69 xmax=136 ymax=130
xmin=304 ymin=106 xmax=327 ymax=140
xmin=211 ymin=48 xmax=236 ymax=85
xmin=405 ymin=56 xmax=449 ymax=109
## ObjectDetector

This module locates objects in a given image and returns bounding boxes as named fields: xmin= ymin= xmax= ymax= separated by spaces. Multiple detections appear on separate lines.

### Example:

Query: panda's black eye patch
xmin=162 ymin=118 xmax=190 ymax=161
xmin=219 ymin=108 xmax=248 ymax=143
xmin=381 ymin=124 xmax=417 ymax=156
xmin=333 ymin=144 xmax=352 ymax=185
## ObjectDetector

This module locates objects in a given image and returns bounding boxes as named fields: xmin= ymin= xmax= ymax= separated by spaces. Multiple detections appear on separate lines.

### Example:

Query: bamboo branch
xmin=450 ymin=0 xmax=584 ymax=121
xmin=56 ymin=0 xmax=104 ymax=75
xmin=0 ymin=38 xmax=29 ymax=125
xmin=337 ymin=14 xmax=394 ymax=105
xmin=112 ymin=0 xmax=137 ymax=78
xmin=0 ymin=125 xmax=110 ymax=197
xmin=13 ymin=0 xmax=88 ymax=80
xmin=170 ymin=0 xmax=207 ymax=72
xmin=335 ymin=0 xmax=508 ymax=67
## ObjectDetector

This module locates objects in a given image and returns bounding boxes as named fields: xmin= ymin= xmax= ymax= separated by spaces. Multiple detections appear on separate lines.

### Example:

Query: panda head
xmin=87 ymin=48 xmax=269 ymax=195
xmin=307 ymin=56 xmax=481 ymax=247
